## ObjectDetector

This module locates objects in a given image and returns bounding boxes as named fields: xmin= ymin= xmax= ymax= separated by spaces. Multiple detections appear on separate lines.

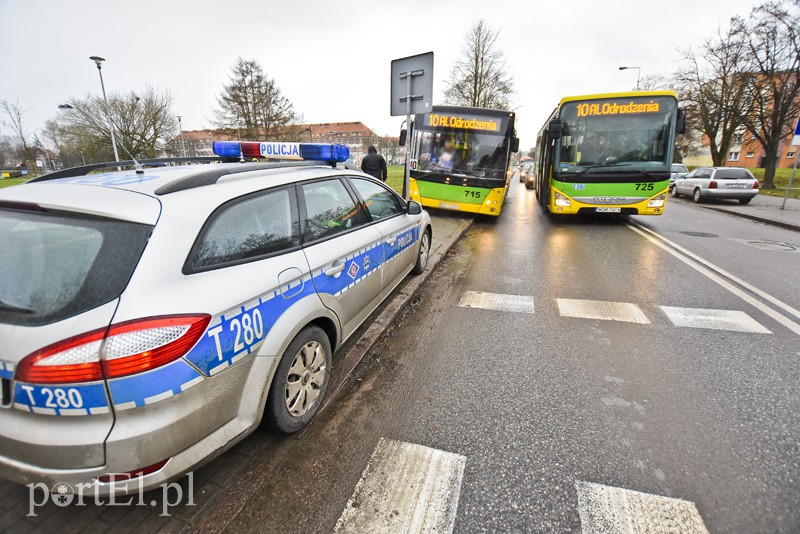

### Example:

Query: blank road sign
xmin=390 ymin=52 xmax=434 ymax=117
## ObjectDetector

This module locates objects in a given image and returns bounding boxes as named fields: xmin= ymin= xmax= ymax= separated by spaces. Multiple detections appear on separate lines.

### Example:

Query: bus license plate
xmin=596 ymin=207 xmax=621 ymax=213
xmin=439 ymin=202 xmax=460 ymax=210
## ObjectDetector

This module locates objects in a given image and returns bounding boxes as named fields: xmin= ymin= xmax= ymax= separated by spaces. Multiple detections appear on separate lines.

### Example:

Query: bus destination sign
xmin=424 ymin=113 xmax=503 ymax=132
xmin=576 ymin=100 xmax=661 ymax=118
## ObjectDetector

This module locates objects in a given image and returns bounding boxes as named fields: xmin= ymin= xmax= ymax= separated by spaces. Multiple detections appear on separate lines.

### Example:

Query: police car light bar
xmin=212 ymin=141 xmax=350 ymax=163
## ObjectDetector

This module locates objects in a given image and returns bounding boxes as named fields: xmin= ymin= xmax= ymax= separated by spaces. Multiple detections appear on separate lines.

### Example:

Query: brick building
xmin=723 ymin=117 xmax=799 ymax=169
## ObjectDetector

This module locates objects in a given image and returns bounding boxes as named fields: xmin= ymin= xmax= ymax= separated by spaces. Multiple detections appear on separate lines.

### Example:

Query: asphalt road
xmin=3 ymin=180 xmax=798 ymax=533
xmin=192 ymin=181 xmax=800 ymax=532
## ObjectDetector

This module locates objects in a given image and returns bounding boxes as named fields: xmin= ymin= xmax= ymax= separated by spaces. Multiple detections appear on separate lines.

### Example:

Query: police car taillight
xmin=16 ymin=315 xmax=211 ymax=384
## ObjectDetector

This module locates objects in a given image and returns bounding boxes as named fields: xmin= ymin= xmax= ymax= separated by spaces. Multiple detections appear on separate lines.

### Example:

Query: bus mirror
xmin=399 ymin=128 xmax=407 ymax=147
xmin=510 ymin=137 xmax=520 ymax=153
xmin=676 ymin=109 xmax=686 ymax=135
xmin=548 ymin=119 xmax=562 ymax=140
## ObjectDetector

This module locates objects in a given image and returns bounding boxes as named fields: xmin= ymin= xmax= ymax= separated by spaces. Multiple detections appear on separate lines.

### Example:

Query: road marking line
xmin=576 ymin=481 xmax=709 ymax=533
xmin=627 ymin=221 xmax=800 ymax=336
xmin=458 ymin=290 xmax=535 ymax=313
xmin=334 ymin=438 xmax=466 ymax=534
xmin=661 ymin=306 xmax=771 ymax=334
xmin=558 ymin=298 xmax=650 ymax=324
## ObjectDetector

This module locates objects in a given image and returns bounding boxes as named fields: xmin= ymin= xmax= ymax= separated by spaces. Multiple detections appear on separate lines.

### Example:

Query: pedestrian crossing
xmin=457 ymin=291 xmax=774 ymax=334
xmin=336 ymin=439 xmax=710 ymax=533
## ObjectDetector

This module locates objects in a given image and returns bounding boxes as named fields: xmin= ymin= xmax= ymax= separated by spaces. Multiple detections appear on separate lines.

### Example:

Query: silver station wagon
xmin=670 ymin=166 xmax=760 ymax=204
xmin=0 ymin=142 xmax=432 ymax=494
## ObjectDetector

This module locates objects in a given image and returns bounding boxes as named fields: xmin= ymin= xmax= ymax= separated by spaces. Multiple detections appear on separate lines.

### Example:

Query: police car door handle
xmin=325 ymin=262 xmax=345 ymax=277
xmin=386 ymin=237 xmax=397 ymax=246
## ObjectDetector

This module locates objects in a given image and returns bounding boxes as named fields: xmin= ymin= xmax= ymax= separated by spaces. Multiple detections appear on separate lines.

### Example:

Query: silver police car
xmin=0 ymin=142 xmax=432 ymax=494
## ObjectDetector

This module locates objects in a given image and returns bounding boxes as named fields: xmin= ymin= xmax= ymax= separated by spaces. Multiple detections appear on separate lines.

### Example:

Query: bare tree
xmin=0 ymin=99 xmax=36 ymax=170
xmin=733 ymin=0 xmax=800 ymax=188
xmin=214 ymin=58 xmax=296 ymax=139
xmin=675 ymin=25 xmax=750 ymax=166
xmin=444 ymin=20 xmax=514 ymax=110
xmin=56 ymin=86 xmax=176 ymax=161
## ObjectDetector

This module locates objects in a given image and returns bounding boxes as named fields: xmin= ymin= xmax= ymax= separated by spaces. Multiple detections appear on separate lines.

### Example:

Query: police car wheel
xmin=264 ymin=326 xmax=331 ymax=434
xmin=411 ymin=228 xmax=431 ymax=275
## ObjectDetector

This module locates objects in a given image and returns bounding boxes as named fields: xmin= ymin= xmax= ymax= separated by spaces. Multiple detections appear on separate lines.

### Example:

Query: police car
xmin=0 ymin=142 xmax=432 ymax=494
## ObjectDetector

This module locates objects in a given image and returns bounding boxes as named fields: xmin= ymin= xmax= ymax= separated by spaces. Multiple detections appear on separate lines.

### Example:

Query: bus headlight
xmin=648 ymin=194 xmax=666 ymax=208
xmin=554 ymin=192 xmax=571 ymax=207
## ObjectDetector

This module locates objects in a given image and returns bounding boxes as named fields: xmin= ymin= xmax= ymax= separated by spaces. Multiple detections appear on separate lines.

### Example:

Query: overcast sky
xmin=0 ymin=0 xmax=765 ymax=150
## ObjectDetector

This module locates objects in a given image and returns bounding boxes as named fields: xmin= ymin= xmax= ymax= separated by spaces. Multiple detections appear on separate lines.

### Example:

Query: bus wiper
xmin=574 ymin=163 xmax=629 ymax=179
xmin=0 ymin=298 xmax=35 ymax=314
xmin=626 ymin=169 xmax=657 ymax=180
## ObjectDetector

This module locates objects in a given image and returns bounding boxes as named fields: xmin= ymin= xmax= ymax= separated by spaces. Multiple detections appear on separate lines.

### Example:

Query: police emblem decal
xmin=348 ymin=262 xmax=359 ymax=279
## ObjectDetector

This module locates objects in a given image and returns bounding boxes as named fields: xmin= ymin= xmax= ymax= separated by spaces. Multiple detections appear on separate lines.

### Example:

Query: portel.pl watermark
xmin=26 ymin=472 xmax=195 ymax=517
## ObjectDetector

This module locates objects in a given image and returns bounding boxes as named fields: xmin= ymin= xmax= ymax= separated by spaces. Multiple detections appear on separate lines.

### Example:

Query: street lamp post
xmin=177 ymin=115 xmax=188 ymax=157
xmin=89 ymin=56 xmax=121 ymax=163
xmin=57 ymin=104 xmax=87 ymax=165
xmin=619 ymin=66 xmax=641 ymax=91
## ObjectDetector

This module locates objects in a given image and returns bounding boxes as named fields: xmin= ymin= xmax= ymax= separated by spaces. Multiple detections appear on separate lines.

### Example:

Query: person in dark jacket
xmin=361 ymin=146 xmax=387 ymax=181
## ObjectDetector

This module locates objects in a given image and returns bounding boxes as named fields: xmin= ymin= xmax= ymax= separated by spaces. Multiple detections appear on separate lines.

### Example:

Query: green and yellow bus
xmin=534 ymin=91 xmax=684 ymax=216
xmin=408 ymin=106 xmax=519 ymax=216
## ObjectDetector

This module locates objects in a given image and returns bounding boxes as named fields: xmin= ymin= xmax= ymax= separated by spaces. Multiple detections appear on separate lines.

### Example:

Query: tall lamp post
xmin=618 ymin=66 xmax=641 ymax=91
xmin=177 ymin=115 xmax=188 ymax=157
xmin=89 ymin=56 xmax=120 ymax=163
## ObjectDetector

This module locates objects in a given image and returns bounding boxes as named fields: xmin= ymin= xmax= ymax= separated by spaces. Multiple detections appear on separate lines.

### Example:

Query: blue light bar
xmin=299 ymin=144 xmax=350 ymax=162
xmin=212 ymin=141 xmax=242 ymax=158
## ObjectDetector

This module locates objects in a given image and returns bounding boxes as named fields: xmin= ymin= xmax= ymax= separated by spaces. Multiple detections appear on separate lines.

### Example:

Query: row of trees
xmin=0 ymin=57 xmax=301 ymax=171
xmin=1 ymin=17 xmax=514 ymax=173
xmin=676 ymin=0 xmax=800 ymax=189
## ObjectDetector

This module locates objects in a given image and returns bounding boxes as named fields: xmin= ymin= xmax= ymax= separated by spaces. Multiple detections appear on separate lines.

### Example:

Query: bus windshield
xmin=555 ymin=96 xmax=677 ymax=174
xmin=413 ymin=121 xmax=511 ymax=180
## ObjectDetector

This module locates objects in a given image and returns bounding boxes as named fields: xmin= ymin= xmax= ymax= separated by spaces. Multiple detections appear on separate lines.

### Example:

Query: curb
xmin=319 ymin=216 xmax=474 ymax=413
xmin=698 ymin=205 xmax=800 ymax=233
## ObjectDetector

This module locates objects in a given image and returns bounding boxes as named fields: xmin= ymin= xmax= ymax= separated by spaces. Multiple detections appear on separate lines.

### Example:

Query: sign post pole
xmin=391 ymin=52 xmax=433 ymax=201
xmin=781 ymin=116 xmax=800 ymax=210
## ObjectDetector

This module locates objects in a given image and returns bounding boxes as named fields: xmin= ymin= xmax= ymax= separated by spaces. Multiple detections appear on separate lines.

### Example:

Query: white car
xmin=0 ymin=142 xmax=432 ymax=495
xmin=671 ymin=166 xmax=759 ymax=204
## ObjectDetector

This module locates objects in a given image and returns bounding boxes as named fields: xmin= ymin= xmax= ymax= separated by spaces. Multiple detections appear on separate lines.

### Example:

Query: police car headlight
xmin=554 ymin=192 xmax=571 ymax=207
xmin=648 ymin=194 xmax=666 ymax=208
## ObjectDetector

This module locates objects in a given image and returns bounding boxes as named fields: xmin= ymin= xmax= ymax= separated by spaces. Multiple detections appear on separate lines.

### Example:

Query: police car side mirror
xmin=399 ymin=128 xmax=407 ymax=147
xmin=406 ymin=200 xmax=422 ymax=215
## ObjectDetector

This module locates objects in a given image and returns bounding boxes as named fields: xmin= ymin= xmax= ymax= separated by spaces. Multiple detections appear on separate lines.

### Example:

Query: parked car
xmin=670 ymin=166 xmax=759 ymax=204
xmin=0 ymin=142 xmax=432 ymax=495
xmin=669 ymin=163 xmax=688 ymax=185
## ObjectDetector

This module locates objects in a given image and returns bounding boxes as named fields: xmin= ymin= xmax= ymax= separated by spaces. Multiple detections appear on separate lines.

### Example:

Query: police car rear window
xmin=0 ymin=208 xmax=152 ymax=326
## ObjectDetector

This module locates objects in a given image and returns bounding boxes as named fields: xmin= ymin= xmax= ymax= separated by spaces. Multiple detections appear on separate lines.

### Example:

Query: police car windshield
xmin=0 ymin=209 xmax=152 ymax=326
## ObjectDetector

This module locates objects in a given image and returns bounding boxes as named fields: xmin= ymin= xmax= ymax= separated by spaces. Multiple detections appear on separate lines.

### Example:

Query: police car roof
xmin=26 ymin=160 xmax=352 ymax=196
